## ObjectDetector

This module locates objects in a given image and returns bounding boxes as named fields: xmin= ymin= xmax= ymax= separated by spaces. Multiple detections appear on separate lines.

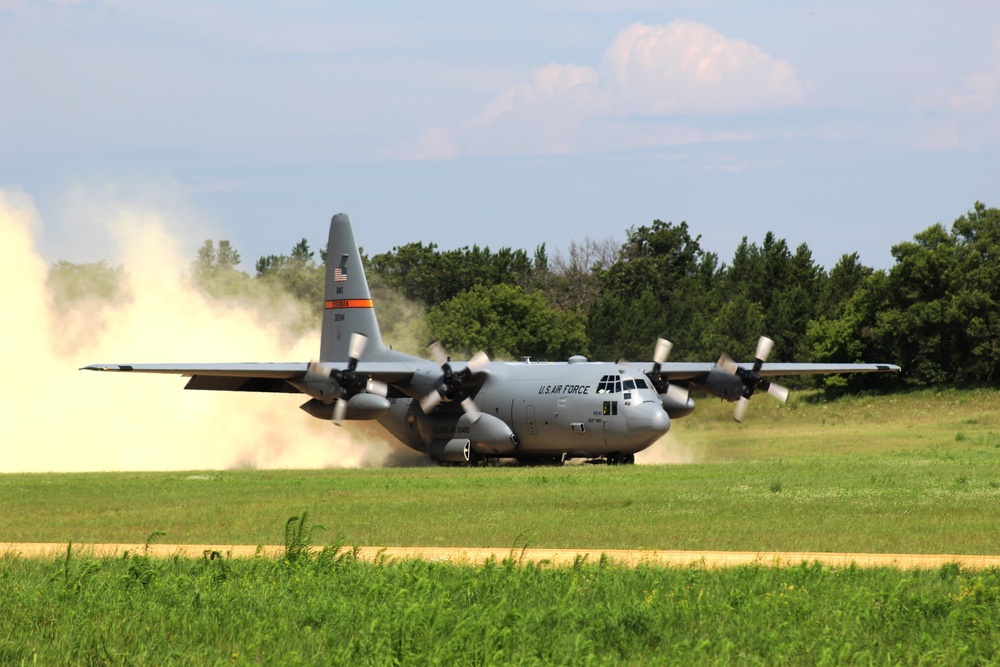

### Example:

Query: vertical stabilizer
xmin=319 ymin=213 xmax=388 ymax=362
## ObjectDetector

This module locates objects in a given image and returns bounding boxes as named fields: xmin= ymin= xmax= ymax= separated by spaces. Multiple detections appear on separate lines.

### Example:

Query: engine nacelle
xmin=689 ymin=366 xmax=746 ymax=402
xmin=465 ymin=413 xmax=518 ymax=455
xmin=660 ymin=392 xmax=696 ymax=419
xmin=377 ymin=399 xmax=518 ymax=457
xmin=299 ymin=394 xmax=391 ymax=421
xmin=428 ymin=438 xmax=471 ymax=463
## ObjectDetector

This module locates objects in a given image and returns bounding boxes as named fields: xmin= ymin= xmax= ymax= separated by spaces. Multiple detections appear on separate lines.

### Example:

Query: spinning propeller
xmin=716 ymin=335 xmax=789 ymax=422
xmin=306 ymin=333 xmax=387 ymax=422
xmin=419 ymin=342 xmax=490 ymax=422
xmin=645 ymin=337 xmax=690 ymax=406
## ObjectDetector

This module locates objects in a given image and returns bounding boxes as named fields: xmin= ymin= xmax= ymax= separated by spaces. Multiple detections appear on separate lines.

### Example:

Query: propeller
xmin=419 ymin=342 xmax=490 ymax=422
xmin=309 ymin=333 xmax=388 ymax=422
xmin=645 ymin=338 xmax=690 ymax=405
xmin=716 ymin=335 xmax=789 ymax=422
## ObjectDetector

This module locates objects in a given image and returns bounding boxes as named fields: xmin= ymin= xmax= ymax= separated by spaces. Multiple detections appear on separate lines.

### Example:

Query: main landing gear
xmin=603 ymin=452 xmax=635 ymax=465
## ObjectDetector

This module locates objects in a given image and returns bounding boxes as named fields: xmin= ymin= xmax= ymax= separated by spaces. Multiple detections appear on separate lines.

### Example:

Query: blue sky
xmin=3 ymin=1 xmax=1000 ymax=270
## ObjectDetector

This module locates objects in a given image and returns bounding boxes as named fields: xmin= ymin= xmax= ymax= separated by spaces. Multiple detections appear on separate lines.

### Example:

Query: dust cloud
xmin=634 ymin=432 xmax=704 ymax=465
xmin=0 ymin=188 xmax=414 ymax=472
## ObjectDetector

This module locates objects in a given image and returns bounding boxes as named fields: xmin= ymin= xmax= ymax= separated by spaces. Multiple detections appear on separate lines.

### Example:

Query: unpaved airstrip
xmin=3 ymin=543 xmax=999 ymax=569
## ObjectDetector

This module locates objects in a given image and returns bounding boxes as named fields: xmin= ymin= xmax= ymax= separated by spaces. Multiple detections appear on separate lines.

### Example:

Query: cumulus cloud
xmin=388 ymin=20 xmax=807 ymax=159
xmin=0 ymin=187 xmax=421 ymax=472
xmin=602 ymin=21 xmax=806 ymax=116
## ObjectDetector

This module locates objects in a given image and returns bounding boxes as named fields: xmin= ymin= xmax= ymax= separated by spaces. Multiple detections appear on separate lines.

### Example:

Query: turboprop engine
xmin=691 ymin=336 xmax=790 ymax=422
xmin=300 ymin=393 xmax=391 ymax=421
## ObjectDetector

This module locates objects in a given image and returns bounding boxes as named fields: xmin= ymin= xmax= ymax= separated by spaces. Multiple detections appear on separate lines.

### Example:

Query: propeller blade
xmin=734 ymin=396 xmax=750 ymax=423
xmin=349 ymin=332 xmax=369 ymax=362
xmin=716 ymin=354 xmax=740 ymax=375
xmin=467 ymin=350 xmax=491 ymax=374
xmin=333 ymin=397 xmax=348 ymax=422
xmin=460 ymin=397 xmax=482 ymax=423
xmin=766 ymin=382 xmax=789 ymax=404
xmin=428 ymin=342 xmax=449 ymax=367
xmin=755 ymin=336 xmax=774 ymax=363
xmin=366 ymin=379 xmax=388 ymax=397
xmin=664 ymin=382 xmax=689 ymax=405
xmin=653 ymin=338 xmax=672 ymax=365
xmin=304 ymin=360 xmax=331 ymax=382
xmin=419 ymin=390 xmax=443 ymax=414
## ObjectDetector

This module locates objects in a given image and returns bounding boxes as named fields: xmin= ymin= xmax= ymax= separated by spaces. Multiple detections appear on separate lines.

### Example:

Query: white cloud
xmin=602 ymin=21 xmax=806 ymax=116
xmin=390 ymin=20 xmax=807 ymax=159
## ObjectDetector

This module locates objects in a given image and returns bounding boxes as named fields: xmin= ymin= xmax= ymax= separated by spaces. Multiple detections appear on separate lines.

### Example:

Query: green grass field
xmin=4 ymin=388 xmax=1000 ymax=664
xmin=2 ymin=388 xmax=999 ymax=554
xmin=4 ymin=548 xmax=1000 ymax=665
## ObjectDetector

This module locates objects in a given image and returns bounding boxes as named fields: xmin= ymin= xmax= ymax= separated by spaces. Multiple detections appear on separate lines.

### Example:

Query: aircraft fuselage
xmin=379 ymin=360 xmax=670 ymax=462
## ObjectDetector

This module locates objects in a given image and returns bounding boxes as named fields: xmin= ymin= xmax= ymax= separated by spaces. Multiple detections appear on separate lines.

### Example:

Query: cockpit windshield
xmin=597 ymin=375 xmax=650 ymax=394
xmin=596 ymin=375 xmax=621 ymax=394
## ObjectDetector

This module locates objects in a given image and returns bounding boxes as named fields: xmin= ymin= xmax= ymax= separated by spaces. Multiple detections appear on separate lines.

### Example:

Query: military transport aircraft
xmin=84 ymin=214 xmax=900 ymax=465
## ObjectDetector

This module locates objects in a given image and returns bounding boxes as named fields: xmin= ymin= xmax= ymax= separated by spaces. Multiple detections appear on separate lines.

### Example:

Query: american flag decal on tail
xmin=334 ymin=254 xmax=348 ymax=282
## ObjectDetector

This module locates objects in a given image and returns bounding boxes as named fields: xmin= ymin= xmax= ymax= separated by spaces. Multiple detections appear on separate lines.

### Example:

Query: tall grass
xmin=2 ymin=546 xmax=999 ymax=664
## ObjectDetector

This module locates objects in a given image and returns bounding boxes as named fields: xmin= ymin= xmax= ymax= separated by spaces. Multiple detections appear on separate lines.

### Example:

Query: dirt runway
xmin=3 ymin=543 xmax=1000 ymax=569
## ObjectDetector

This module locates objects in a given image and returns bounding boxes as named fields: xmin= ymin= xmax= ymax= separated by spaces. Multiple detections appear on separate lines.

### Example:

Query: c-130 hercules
xmin=84 ymin=214 xmax=900 ymax=465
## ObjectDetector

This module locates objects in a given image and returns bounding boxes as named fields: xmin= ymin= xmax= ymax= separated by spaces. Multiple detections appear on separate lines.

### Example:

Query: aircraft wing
xmin=81 ymin=363 xmax=311 ymax=393
xmin=81 ymin=361 xmax=420 ymax=394
xmin=640 ymin=362 xmax=900 ymax=380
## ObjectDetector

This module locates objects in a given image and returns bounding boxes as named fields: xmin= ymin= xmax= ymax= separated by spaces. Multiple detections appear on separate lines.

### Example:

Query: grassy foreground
xmin=2 ymin=388 xmax=1000 ymax=553
xmin=3 ymin=546 xmax=1000 ymax=665
xmin=3 ymin=388 xmax=1000 ymax=664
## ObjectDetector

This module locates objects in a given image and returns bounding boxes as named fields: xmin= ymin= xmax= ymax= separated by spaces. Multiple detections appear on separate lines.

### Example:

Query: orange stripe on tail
xmin=324 ymin=299 xmax=374 ymax=309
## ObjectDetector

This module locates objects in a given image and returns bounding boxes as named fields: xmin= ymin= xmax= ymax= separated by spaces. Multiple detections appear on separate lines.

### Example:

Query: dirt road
xmin=3 ymin=543 xmax=998 ymax=569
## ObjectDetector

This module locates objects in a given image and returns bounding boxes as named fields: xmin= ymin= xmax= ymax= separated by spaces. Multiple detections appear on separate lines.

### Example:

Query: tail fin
xmin=319 ymin=213 xmax=391 ymax=362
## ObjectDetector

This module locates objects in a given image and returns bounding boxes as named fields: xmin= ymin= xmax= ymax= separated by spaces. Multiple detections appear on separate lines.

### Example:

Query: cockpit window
xmin=596 ymin=375 xmax=622 ymax=394
xmin=620 ymin=377 xmax=649 ymax=392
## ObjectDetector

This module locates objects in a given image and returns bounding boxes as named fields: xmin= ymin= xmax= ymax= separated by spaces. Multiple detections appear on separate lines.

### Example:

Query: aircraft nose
xmin=625 ymin=402 xmax=670 ymax=439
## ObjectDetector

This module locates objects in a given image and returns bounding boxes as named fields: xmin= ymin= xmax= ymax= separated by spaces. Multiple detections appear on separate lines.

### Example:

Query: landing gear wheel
xmin=606 ymin=452 xmax=624 ymax=465
xmin=623 ymin=453 xmax=635 ymax=465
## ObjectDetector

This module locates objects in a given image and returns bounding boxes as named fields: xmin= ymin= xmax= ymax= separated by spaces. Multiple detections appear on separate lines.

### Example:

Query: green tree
xmin=426 ymin=284 xmax=588 ymax=361
xmin=809 ymin=202 xmax=1000 ymax=387
xmin=707 ymin=233 xmax=822 ymax=361
xmin=368 ymin=242 xmax=536 ymax=307
xmin=807 ymin=270 xmax=893 ymax=392
xmin=255 ymin=238 xmax=325 ymax=314
xmin=47 ymin=260 xmax=124 ymax=306
xmin=817 ymin=253 xmax=874 ymax=316
xmin=192 ymin=239 xmax=253 ymax=301
xmin=587 ymin=220 xmax=718 ymax=361
xmin=877 ymin=203 xmax=1000 ymax=384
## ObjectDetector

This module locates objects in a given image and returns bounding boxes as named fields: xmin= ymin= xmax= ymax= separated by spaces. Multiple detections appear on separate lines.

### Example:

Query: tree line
xmin=49 ymin=202 xmax=1000 ymax=389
